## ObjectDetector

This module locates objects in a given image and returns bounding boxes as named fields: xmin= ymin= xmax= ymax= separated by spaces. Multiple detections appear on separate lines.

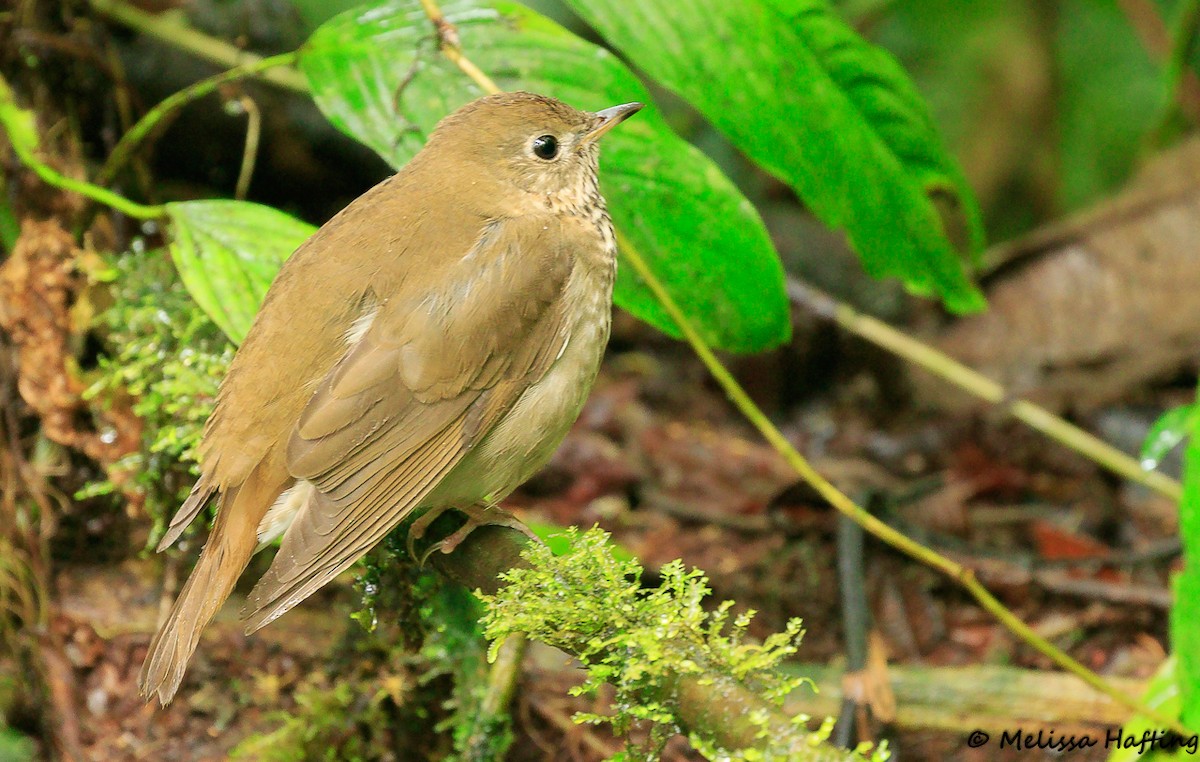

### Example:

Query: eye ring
xmin=531 ymin=135 xmax=560 ymax=160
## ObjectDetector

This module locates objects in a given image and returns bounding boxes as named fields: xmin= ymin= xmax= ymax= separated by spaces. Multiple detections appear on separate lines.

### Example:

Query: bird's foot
xmin=408 ymin=503 xmax=536 ymax=565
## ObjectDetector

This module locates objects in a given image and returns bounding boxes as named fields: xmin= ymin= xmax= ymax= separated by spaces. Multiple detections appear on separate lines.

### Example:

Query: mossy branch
xmin=427 ymin=526 xmax=871 ymax=761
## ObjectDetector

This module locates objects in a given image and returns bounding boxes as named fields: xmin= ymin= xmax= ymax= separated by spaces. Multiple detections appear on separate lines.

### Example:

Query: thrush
xmin=139 ymin=91 xmax=642 ymax=705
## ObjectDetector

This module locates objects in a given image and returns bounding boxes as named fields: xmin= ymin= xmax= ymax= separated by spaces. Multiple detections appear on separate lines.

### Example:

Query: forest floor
xmin=20 ymin=329 xmax=1183 ymax=760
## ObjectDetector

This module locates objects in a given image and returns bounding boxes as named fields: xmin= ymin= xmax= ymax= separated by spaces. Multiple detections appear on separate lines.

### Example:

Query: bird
xmin=138 ymin=91 xmax=643 ymax=705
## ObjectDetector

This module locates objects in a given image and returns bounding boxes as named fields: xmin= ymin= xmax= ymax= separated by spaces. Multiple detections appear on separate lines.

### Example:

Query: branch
xmin=418 ymin=0 xmax=502 ymax=94
xmin=425 ymin=525 xmax=861 ymax=760
xmin=88 ymin=0 xmax=308 ymax=93
xmin=788 ymin=279 xmax=1183 ymax=502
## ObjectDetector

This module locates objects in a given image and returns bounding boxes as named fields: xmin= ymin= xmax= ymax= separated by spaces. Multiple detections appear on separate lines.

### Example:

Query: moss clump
xmin=231 ymin=532 xmax=504 ymax=761
xmin=480 ymin=528 xmax=876 ymax=760
xmin=82 ymin=247 xmax=233 ymax=533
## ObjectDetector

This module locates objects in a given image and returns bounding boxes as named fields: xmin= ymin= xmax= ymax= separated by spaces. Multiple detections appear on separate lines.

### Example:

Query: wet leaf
xmin=1141 ymin=403 xmax=1199 ymax=471
xmin=565 ymin=0 xmax=986 ymax=312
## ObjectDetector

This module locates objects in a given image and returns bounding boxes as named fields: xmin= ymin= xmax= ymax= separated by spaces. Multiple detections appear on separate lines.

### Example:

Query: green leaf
xmin=1141 ymin=404 xmax=1199 ymax=471
xmin=1104 ymin=656 xmax=1184 ymax=761
xmin=165 ymin=201 xmax=315 ymax=344
xmin=1057 ymin=0 xmax=1166 ymax=210
xmin=1173 ymin=574 xmax=1200 ymax=731
xmin=1175 ymin=386 xmax=1200 ymax=730
xmin=299 ymin=0 xmax=790 ymax=353
xmin=528 ymin=521 xmax=635 ymax=562
xmin=563 ymin=0 xmax=985 ymax=313
xmin=0 ymin=75 xmax=40 ymax=159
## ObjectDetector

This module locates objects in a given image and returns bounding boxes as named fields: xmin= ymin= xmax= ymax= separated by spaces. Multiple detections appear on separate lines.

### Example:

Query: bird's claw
xmin=408 ymin=503 xmax=536 ymax=566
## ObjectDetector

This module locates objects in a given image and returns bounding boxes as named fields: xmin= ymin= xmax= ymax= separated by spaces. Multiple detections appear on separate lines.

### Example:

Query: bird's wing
xmin=242 ymin=214 xmax=581 ymax=630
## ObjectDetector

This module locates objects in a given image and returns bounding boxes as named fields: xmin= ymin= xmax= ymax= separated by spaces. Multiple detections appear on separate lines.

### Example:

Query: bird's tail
xmin=139 ymin=465 xmax=285 ymax=705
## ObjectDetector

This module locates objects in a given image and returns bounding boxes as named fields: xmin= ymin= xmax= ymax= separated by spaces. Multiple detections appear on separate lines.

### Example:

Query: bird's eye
xmin=531 ymin=135 xmax=560 ymax=160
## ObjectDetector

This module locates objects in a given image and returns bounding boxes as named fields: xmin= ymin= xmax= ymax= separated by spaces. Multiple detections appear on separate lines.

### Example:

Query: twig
xmin=615 ymin=230 xmax=1186 ymax=735
xmin=782 ymin=661 xmax=1144 ymax=735
xmin=418 ymin=0 xmax=502 ymax=94
xmin=233 ymin=95 xmax=262 ymax=201
xmin=88 ymin=0 xmax=307 ymax=93
xmin=1032 ymin=570 xmax=1174 ymax=610
xmin=96 ymin=52 xmax=296 ymax=185
xmin=788 ymin=279 xmax=1183 ymax=503
xmin=0 ymin=74 xmax=164 ymax=219
xmin=834 ymin=513 xmax=870 ymax=748
xmin=462 ymin=633 xmax=527 ymax=760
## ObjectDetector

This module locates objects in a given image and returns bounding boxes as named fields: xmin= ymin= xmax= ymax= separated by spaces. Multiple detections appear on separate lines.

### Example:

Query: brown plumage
xmin=139 ymin=92 xmax=642 ymax=705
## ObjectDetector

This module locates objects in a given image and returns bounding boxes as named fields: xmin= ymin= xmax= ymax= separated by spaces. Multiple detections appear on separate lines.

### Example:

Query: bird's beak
xmin=581 ymin=102 xmax=644 ymax=145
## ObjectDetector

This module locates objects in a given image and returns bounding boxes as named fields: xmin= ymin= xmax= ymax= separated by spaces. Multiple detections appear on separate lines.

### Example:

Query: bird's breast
xmin=426 ymin=236 xmax=615 ymax=508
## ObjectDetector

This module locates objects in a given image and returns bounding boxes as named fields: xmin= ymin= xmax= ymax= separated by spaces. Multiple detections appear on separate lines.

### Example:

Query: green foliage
xmin=232 ymin=534 xmax=504 ymax=761
xmin=0 ymin=727 xmax=35 ymax=762
xmin=565 ymin=0 xmax=985 ymax=313
xmin=299 ymin=0 xmax=791 ymax=353
xmin=480 ymin=528 xmax=816 ymax=759
xmin=1126 ymin=395 xmax=1200 ymax=738
xmin=0 ymin=75 xmax=40 ymax=160
xmin=1142 ymin=404 xmax=1199 ymax=470
xmin=165 ymin=200 xmax=315 ymax=344
xmin=230 ymin=673 xmax=400 ymax=762
xmin=1106 ymin=656 xmax=1185 ymax=761
xmin=0 ymin=192 xmax=16 ymax=253
xmin=1056 ymin=0 xmax=1166 ymax=210
xmin=1104 ymin=652 xmax=1200 ymax=758
xmin=83 ymin=248 xmax=233 ymax=525
xmin=1174 ymin=397 xmax=1200 ymax=729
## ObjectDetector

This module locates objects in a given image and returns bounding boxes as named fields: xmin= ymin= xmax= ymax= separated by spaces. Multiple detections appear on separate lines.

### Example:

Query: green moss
xmin=480 ymin=528 xmax=887 ymax=761
xmin=232 ymin=532 xmax=507 ymax=761
xmin=82 ymin=247 xmax=233 ymax=534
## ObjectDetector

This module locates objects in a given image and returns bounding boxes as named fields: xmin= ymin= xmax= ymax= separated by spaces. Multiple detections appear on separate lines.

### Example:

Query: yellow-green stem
xmin=616 ymin=231 xmax=1186 ymax=736
xmin=88 ymin=0 xmax=307 ymax=93
xmin=0 ymin=75 xmax=163 ymax=219
xmin=97 ymin=52 xmax=297 ymax=185
xmin=790 ymin=282 xmax=1183 ymax=502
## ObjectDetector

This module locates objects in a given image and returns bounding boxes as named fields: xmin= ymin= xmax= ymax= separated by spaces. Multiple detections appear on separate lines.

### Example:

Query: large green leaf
xmin=563 ymin=0 xmax=985 ymax=313
xmin=299 ymin=0 xmax=790 ymax=353
xmin=166 ymin=200 xmax=315 ymax=344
